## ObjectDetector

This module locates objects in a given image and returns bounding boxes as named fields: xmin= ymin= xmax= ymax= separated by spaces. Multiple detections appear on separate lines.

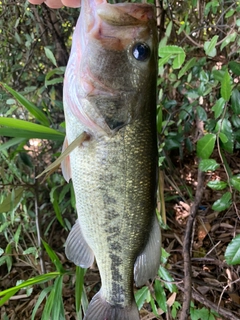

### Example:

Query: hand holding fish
xmin=28 ymin=0 xmax=80 ymax=8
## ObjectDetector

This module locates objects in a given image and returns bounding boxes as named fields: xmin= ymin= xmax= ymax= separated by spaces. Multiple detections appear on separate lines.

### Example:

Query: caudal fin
xmin=84 ymin=291 xmax=140 ymax=320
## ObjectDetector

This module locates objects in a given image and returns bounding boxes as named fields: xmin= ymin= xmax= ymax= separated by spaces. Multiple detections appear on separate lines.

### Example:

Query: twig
xmin=34 ymin=179 xmax=46 ymax=274
xmin=179 ymin=166 xmax=205 ymax=320
xmin=177 ymin=283 xmax=240 ymax=320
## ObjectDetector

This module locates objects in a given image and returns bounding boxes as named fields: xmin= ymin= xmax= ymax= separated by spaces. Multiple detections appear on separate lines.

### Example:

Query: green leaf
xmin=0 ymin=187 xmax=24 ymax=214
xmin=0 ymin=83 xmax=50 ymax=126
xmin=225 ymin=8 xmax=235 ymax=18
xmin=221 ymin=70 xmax=231 ymax=101
xmin=219 ymin=132 xmax=228 ymax=144
xmin=173 ymin=51 xmax=185 ymax=69
xmin=44 ymin=47 xmax=57 ymax=67
xmin=230 ymin=175 xmax=240 ymax=191
xmin=154 ymin=279 xmax=167 ymax=312
xmin=199 ymin=159 xmax=220 ymax=172
xmin=197 ymin=133 xmax=216 ymax=159
xmin=31 ymin=286 xmax=53 ymax=320
xmin=231 ymin=89 xmax=240 ymax=114
xmin=216 ymin=119 xmax=234 ymax=153
xmin=158 ymin=266 xmax=177 ymax=292
xmin=0 ymin=117 xmax=63 ymax=135
xmin=135 ymin=286 xmax=149 ymax=310
xmin=225 ymin=234 xmax=240 ymax=265
xmin=0 ymin=272 xmax=60 ymax=306
xmin=211 ymin=98 xmax=225 ymax=119
xmin=229 ymin=61 xmax=240 ymax=76
xmin=207 ymin=180 xmax=227 ymax=190
xmin=212 ymin=192 xmax=232 ymax=212
xmin=158 ymin=45 xmax=185 ymax=69
xmin=75 ymin=266 xmax=86 ymax=313
xmin=158 ymin=54 xmax=172 ymax=68
xmin=220 ymin=32 xmax=237 ymax=51
xmin=51 ymin=276 xmax=64 ymax=320
xmin=0 ymin=117 xmax=64 ymax=141
xmin=204 ymin=36 xmax=218 ymax=57
xmin=0 ymin=127 xmax=64 ymax=141
xmin=196 ymin=106 xmax=207 ymax=121
xmin=178 ymin=57 xmax=196 ymax=78
xmin=42 ymin=240 xmax=65 ymax=273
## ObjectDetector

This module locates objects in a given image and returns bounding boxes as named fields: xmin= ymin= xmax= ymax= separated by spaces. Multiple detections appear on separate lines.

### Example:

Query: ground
xmin=0 ymin=144 xmax=240 ymax=320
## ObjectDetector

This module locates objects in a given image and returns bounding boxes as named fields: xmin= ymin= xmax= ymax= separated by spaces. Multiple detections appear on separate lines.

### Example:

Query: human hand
xmin=28 ymin=0 xmax=80 ymax=8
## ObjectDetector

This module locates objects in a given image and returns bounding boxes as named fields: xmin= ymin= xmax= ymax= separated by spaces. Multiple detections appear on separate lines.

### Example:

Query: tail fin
xmin=84 ymin=290 xmax=140 ymax=320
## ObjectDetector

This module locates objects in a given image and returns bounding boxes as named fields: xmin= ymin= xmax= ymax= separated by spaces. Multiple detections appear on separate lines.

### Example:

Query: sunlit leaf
xmin=178 ymin=57 xmax=196 ymax=78
xmin=0 ymin=83 xmax=50 ymax=126
xmin=211 ymin=98 xmax=225 ymax=119
xmin=204 ymin=36 xmax=218 ymax=57
xmin=207 ymin=180 xmax=227 ymax=190
xmin=135 ymin=286 xmax=149 ymax=310
xmin=230 ymin=175 xmax=240 ymax=191
xmin=221 ymin=70 xmax=231 ymax=101
xmin=220 ymin=32 xmax=236 ymax=51
xmin=44 ymin=47 xmax=57 ymax=67
xmin=212 ymin=192 xmax=232 ymax=212
xmin=197 ymin=133 xmax=216 ymax=159
xmin=225 ymin=234 xmax=240 ymax=265
xmin=154 ymin=279 xmax=167 ymax=312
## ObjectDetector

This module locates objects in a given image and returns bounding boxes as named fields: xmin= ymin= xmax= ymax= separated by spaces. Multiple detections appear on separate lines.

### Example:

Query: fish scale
xmin=62 ymin=0 xmax=161 ymax=318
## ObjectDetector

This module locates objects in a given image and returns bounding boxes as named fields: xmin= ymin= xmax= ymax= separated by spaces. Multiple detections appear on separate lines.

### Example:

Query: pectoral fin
xmin=65 ymin=220 xmax=94 ymax=268
xmin=134 ymin=215 xmax=161 ymax=287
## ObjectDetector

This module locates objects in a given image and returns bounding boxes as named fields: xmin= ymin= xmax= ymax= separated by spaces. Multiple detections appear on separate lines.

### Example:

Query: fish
xmin=61 ymin=0 xmax=160 ymax=319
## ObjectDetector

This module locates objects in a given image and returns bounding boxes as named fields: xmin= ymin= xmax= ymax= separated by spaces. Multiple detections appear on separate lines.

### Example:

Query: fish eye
xmin=132 ymin=42 xmax=150 ymax=61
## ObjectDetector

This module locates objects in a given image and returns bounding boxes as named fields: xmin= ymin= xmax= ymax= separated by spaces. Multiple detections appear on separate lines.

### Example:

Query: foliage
xmin=0 ymin=0 xmax=240 ymax=319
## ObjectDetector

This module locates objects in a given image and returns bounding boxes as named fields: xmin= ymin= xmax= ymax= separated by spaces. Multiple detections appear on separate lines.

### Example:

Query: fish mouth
xmin=96 ymin=3 xmax=155 ymax=26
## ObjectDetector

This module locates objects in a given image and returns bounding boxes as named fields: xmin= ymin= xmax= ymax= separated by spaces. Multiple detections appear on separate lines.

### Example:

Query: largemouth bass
xmin=62 ymin=0 xmax=160 ymax=319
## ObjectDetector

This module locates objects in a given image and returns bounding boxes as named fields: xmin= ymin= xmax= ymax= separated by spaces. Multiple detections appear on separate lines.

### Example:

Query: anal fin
xmin=134 ymin=215 xmax=161 ymax=287
xmin=65 ymin=220 xmax=94 ymax=268
xmin=84 ymin=290 xmax=140 ymax=320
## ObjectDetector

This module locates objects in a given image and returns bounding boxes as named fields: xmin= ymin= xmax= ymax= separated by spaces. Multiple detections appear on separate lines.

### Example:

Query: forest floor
xmin=1 ymin=147 xmax=240 ymax=320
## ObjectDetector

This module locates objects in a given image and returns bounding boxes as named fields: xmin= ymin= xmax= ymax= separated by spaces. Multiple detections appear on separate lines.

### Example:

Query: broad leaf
xmin=207 ymin=180 xmax=227 ymax=190
xmin=135 ymin=286 xmax=149 ymax=310
xmin=44 ymin=47 xmax=57 ymax=67
xmin=216 ymin=119 xmax=233 ymax=153
xmin=197 ymin=133 xmax=216 ymax=159
xmin=204 ymin=36 xmax=218 ymax=57
xmin=0 ymin=187 xmax=24 ymax=214
xmin=229 ymin=61 xmax=240 ymax=76
xmin=211 ymin=98 xmax=225 ymax=119
xmin=154 ymin=279 xmax=167 ymax=312
xmin=212 ymin=192 xmax=232 ymax=212
xmin=199 ymin=159 xmax=220 ymax=172
xmin=231 ymin=89 xmax=240 ymax=114
xmin=221 ymin=70 xmax=231 ymax=101
xmin=178 ymin=57 xmax=196 ymax=78
xmin=225 ymin=234 xmax=240 ymax=265
xmin=230 ymin=175 xmax=240 ymax=191
xmin=220 ymin=32 xmax=237 ymax=51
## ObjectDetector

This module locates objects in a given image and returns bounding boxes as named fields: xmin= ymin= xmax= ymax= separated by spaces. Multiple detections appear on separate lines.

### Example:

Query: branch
xmin=177 ymin=283 xmax=240 ymax=320
xmin=179 ymin=166 xmax=205 ymax=320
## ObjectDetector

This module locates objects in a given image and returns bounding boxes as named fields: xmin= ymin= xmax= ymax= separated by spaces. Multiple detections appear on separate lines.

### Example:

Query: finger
xmin=44 ymin=0 xmax=64 ymax=8
xmin=28 ymin=0 xmax=45 ymax=4
xmin=62 ymin=0 xmax=81 ymax=7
